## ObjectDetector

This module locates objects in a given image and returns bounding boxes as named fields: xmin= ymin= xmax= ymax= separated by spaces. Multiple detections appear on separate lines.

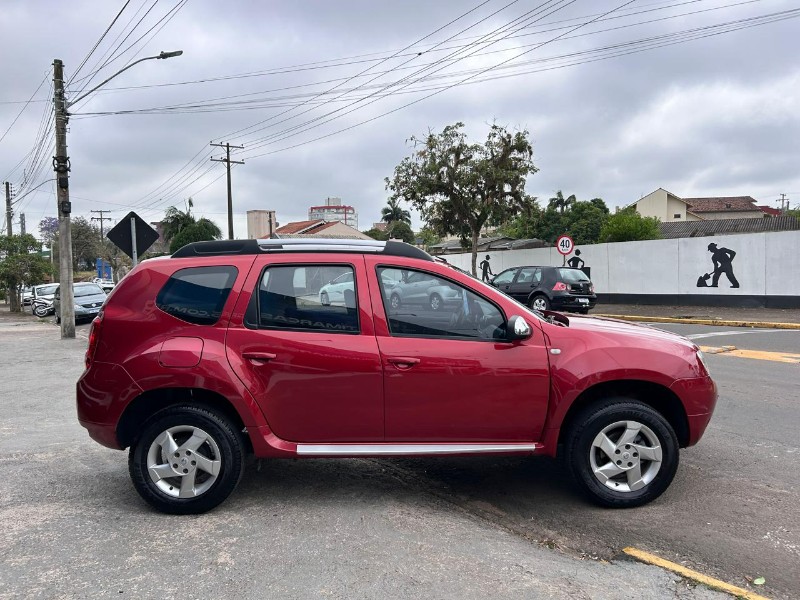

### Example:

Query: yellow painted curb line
xmin=594 ymin=314 xmax=800 ymax=330
xmin=623 ymin=547 xmax=770 ymax=600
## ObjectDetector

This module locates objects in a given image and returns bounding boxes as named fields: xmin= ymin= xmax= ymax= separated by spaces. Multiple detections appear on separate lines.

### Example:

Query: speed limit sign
xmin=556 ymin=234 xmax=574 ymax=256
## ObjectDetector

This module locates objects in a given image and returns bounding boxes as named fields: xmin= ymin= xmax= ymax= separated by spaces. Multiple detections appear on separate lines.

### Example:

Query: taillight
xmin=590 ymin=284 xmax=595 ymax=294
xmin=553 ymin=282 xmax=568 ymax=291
xmin=85 ymin=313 xmax=103 ymax=370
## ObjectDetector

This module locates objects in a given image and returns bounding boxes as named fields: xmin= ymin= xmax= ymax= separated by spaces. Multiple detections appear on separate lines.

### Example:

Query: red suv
xmin=77 ymin=239 xmax=716 ymax=514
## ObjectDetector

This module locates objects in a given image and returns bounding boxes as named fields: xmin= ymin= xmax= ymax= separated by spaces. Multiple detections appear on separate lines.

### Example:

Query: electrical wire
xmin=68 ymin=1 xmax=133 ymax=85
xmin=0 ymin=73 xmax=49 ymax=146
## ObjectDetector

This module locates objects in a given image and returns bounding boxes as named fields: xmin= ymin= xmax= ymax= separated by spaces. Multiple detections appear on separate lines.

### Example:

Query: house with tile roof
xmin=271 ymin=219 xmax=372 ymax=240
xmin=632 ymin=188 xmax=776 ymax=222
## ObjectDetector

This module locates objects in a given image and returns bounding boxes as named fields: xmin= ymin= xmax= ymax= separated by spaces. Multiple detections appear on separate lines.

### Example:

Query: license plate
xmin=577 ymin=298 xmax=589 ymax=304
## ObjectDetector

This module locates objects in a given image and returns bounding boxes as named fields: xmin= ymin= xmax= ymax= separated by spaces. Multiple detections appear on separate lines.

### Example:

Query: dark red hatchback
xmin=77 ymin=239 xmax=716 ymax=514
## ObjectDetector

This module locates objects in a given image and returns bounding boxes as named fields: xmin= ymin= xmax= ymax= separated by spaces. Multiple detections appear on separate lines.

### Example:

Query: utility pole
xmin=779 ymin=193 xmax=788 ymax=214
xmin=19 ymin=213 xmax=25 ymax=235
xmin=90 ymin=209 xmax=111 ymax=238
xmin=4 ymin=182 xmax=12 ymax=236
xmin=210 ymin=142 xmax=244 ymax=240
xmin=53 ymin=59 xmax=75 ymax=339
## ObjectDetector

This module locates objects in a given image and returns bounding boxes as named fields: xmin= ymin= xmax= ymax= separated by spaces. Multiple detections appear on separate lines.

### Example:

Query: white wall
xmin=444 ymin=231 xmax=800 ymax=299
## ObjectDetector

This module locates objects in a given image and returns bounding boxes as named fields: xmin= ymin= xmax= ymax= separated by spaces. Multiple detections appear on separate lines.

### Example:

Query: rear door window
xmin=156 ymin=266 xmax=238 ymax=325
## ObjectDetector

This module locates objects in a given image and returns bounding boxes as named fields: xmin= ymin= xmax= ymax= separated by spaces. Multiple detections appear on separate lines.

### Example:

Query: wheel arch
xmin=556 ymin=380 xmax=690 ymax=453
xmin=117 ymin=387 xmax=250 ymax=451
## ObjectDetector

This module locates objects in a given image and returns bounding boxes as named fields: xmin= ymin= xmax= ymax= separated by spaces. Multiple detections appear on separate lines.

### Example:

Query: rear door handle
xmin=387 ymin=357 xmax=420 ymax=369
xmin=242 ymin=351 xmax=277 ymax=364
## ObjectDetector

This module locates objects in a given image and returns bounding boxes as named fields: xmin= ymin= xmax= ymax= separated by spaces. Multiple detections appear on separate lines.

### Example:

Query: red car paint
xmin=77 ymin=250 xmax=716 ymax=460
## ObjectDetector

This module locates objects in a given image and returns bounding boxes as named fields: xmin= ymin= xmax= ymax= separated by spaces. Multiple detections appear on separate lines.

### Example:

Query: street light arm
xmin=66 ymin=51 xmax=183 ymax=108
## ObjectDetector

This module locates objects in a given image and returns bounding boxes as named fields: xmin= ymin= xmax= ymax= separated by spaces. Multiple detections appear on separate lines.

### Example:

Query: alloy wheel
xmin=589 ymin=420 xmax=662 ymax=493
xmin=146 ymin=425 xmax=222 ymax=499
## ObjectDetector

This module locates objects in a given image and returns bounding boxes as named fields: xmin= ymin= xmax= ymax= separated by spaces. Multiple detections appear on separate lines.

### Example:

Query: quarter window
xmin=258 ymin=265 xmax=359 ymax=334
xmin=377 ymin=267 xmax=505 ymax=341
xmin=156 ymin=266 xmax=238 ymax=325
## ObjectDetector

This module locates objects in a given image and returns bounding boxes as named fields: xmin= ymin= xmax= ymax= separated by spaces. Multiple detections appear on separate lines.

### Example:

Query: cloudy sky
xmin=1 ymin=0 xmax=798 ymax=239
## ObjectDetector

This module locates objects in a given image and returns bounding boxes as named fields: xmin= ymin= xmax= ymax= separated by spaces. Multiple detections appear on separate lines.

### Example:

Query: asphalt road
xmin=1 ymin=318 xmax=796 ymax=598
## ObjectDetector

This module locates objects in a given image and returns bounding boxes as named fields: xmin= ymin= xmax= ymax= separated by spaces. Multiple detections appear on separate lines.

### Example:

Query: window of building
xmin=257 ymin=265 xmax=359 ymax=333
xmin=377 ymin=267 xmax=505 ymax=341
xmin=156 ymin=266 xmax=238 ymax=325
xmin=674 ymin=213 xmax=681 ymax=219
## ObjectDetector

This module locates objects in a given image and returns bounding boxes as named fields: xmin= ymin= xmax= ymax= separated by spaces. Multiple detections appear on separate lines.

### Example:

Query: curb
xmin=593 ymin=314 xmax=800 ymax=330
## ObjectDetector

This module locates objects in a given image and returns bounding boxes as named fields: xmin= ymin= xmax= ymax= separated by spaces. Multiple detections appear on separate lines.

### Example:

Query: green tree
xmin=50 ymin=216 xmax=101 ymax=273
xmin=363 ymin=227 xmax=389 ymax=241
xmin=386 ymin=220 xmax=415 ymax=243
xmin=548 ymin=190 xmax=576 ymax=214
xmin=417 ymin=225 xmax=442 ymax=250
xmin=502 ymin=196 xmax=609 ymax=245
xmin=169 ymin=218 xmax=222 ymax=253
xmin=0 ymin=234 xmax=52 ymax=312
xmin=162 ymin=204 xmax=196 ymax=244
xmin=599 ymin=207 xmax=661 ymax=242
xmin=387 ymin=122 xmax=537 ymax=275
xmin=380 ymin=197 xmax=411 ymax=225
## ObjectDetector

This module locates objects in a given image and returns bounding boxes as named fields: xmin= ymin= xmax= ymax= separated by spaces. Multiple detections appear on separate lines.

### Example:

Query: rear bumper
xmin=551 ymin=294 xmax=597 ymax=311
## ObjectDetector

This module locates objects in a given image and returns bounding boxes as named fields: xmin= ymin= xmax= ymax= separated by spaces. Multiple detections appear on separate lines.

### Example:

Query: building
xmin=308 ymin=197 xmax=358 ymax=229
xmin=658 ymin=215 xmax=800 ymax=239
xmin=247 ymin=209 xmax=278 ymax=239
xmin=632 ymin=188 xmax=774 ymax=222
xmin=273 ymin=219 xmax=372 ymax=240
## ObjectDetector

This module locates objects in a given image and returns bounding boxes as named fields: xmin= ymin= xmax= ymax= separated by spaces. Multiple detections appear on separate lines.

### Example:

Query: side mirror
xmin=507 ymin=315 xmax=532 ymax=340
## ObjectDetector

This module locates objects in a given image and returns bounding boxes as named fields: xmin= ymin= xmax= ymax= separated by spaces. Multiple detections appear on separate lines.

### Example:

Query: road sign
xmin=106 ymin=211 xmax=160 ymax=265
xmin=556 ymin=234 xmax=574 ymax=256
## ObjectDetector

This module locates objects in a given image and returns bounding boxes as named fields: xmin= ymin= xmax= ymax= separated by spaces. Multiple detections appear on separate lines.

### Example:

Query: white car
xmin=319 ymin=271 xmax=354 ymax=306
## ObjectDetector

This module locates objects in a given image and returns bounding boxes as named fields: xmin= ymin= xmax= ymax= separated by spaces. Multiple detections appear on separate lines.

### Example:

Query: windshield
xmin=36 ymin=284 xmax=59 ymax=296
xmin=74 ymin=284 xmax=105 ymax=297
xmin=558 ymin=268 xmax=590 ymax=283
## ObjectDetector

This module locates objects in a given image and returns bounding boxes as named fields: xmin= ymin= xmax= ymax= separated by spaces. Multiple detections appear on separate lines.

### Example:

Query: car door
xmin=491 ymin=268 xmax=518 ymax=294
xmin=507 ymin=267 xmax=541 ymax=303
xmin=367 ymin=259 xmax=551 ymax=442
xmin=226 ymin=255 xmax=384 ymax=442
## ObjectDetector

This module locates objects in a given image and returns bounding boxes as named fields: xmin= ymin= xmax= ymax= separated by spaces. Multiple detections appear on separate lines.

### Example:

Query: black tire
xmin=529 ymin=294 xmax=550 ymax=312
xmin=429 ymin=293 xmax=443 ymax=311
xmin=564 ymin=400 xmax=679 ymax=508
xmin=128 ymin=405 xmax=245 ymax=515
xmin=577 ymin=308 xmax=590 ymax=315
xmin=320 ymin=291 xmax=330 ymax=306
xmin=390 ymin=293 xmax=401 ymax=310
xmin=55 ymin=314 xmax=61 ymax=324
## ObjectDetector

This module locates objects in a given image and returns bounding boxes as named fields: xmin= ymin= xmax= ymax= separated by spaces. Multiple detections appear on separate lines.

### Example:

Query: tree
xmin=50 ymin=216 xmax=101 ymax=274
xmin=416 ymin=226 xmax=442 ymax=250
xmin=599 ymin=207 xmax=661 ymax=242
xmin=0 ymin=234 xmax=52 ymax=312
xmin=387 ymin=122 xmax=537 ymax=275
xmin=162 ymin=204 xmax=196 ymax=244
xmin=548 ymin=190 xmax=576 ymax=214
xmin=386 ymin=221 xmax=415 ymax=244
xmin=38 ymin=217 xmax=59 ymax=249
xmin=363 ymin=227 xmax=389 ymax=241
xmin=169 ymin=218 xmax=222 ymax=253
xmin=381 ymin=197 xmax=411 ymax=225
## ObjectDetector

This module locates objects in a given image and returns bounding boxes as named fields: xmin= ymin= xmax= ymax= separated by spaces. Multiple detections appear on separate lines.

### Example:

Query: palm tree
xmin=381 ymin=197 xmax=411 ymax=225
xmin=161 ymin=204 xmax=195 ymax=243
xmin=548 ymin=190 xmax=577 ymax=214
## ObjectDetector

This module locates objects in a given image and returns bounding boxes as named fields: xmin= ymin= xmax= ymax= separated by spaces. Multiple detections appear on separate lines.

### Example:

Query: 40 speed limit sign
xmin=556 ymin=234 xmax=574 ymax=256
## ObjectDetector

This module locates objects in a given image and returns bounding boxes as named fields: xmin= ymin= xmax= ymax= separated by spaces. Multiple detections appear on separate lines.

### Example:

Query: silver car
xmin=382 ymin=269 xmax=462 ymax=311
xmin=53 ymin=282 xmax=107 ymax=323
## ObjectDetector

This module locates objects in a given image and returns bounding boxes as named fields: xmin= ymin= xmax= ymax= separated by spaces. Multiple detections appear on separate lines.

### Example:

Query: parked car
xmin=22 ymin=286 xmax=34 ymax=306
xmin=382 ymin=268 xmax=462 ymax=311
xmin=491 ymin=266 xmax=596 ymax=313
xmin=54 ymin=282 xmax=107 ymax=323
xmin=76 ymin=238 xmax=716 ymax=514
xmin=319 ymin=271 xmax=355 ymax=306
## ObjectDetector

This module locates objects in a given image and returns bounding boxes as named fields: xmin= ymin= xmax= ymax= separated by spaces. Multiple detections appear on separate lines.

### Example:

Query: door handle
xmin=387 ymin=357 xmax=420 ymax=369
xmin=242 ymin=351 xmax=277 ymax=364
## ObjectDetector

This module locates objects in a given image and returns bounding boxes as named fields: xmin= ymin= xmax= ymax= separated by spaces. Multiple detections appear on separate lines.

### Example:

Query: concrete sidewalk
xmin=594 ymin=303 xmax=800 ymax=329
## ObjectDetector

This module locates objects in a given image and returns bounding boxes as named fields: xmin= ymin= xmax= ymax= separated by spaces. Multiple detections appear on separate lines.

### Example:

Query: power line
xmin=0 ymin=73 xmax=49 ymax=146
xmin=68 ymin=0 xmax=133 ymax=85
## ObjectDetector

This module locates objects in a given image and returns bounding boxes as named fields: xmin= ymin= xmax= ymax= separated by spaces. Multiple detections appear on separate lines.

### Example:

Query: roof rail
xmin=171 ymin=238 xmax=433 ymax=261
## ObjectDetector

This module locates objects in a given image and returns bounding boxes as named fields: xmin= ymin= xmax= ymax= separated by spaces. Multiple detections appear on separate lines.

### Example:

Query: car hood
xmin=73 ymin=293 xmax=107 ymax=304
xmin=559 ymin=314 xmax=696 ymax=349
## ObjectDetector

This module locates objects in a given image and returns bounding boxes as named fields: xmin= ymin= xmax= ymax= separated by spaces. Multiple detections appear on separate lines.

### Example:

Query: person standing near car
xmin=479 ymin=255 xmax=494 ymax=282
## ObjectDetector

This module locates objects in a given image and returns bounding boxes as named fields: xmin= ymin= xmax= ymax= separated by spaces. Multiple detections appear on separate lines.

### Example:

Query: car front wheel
xmin=565 ymin=400 xmax=679 ymax=508
xmin=129 ymin=405 xmax=245 ymax=514
xmin=320 ymin=291 xmax=330 ymax=306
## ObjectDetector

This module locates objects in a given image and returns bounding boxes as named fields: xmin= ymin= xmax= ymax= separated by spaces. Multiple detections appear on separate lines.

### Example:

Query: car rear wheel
xmin=530 ymin=295 xmax=550 ymax=311
xmin=129 ymin=405 xmax=245 ymax=514
xmin=565 ymin=400 xmax=679 ymax=508
xmin=429 ymin=293 xmax=442 ymax=311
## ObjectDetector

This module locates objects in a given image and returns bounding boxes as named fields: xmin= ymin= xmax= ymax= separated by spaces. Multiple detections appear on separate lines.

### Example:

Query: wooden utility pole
xmin=4 ymin=182 xmax=12 ymax=236
xmin=210 ymin=142 xmax=244 ymax=240
xmin=90 ymin=209 xmax=112 ymax=237
xmin=53 ymin=59 xmax=75 ymax=339
xmin=19 ymin=213 xmax=25 ymax=235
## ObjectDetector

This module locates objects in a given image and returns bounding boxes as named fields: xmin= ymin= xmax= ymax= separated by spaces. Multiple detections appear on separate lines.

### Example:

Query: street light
xmin=53 ymin=50 xmax=183 ymax=339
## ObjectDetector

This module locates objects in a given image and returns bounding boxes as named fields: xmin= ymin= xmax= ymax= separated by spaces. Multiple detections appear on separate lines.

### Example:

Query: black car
xmin=491 ymin=266 xmax=596 ymax=313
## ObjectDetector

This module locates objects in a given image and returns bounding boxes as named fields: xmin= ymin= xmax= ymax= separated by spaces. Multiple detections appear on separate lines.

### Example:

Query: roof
xmin=682 ymin=196 xmax=759 ymax=213
xmin=659 ymin=216 xmax=800 ymax=239
xmin=172 ymin=238 xmax=433 ymax=261
xmin=274 ymin=219 xmax=331 ymax=234
xmin=757 ymin=205 xmax=782 ymax=216
xmin=428 ymin=236 xmax=514 ymax=254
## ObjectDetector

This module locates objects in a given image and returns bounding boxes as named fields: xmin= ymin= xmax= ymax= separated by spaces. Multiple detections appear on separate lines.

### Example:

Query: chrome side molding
xmin=296 ymin=443 xmax=538 ymax=456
